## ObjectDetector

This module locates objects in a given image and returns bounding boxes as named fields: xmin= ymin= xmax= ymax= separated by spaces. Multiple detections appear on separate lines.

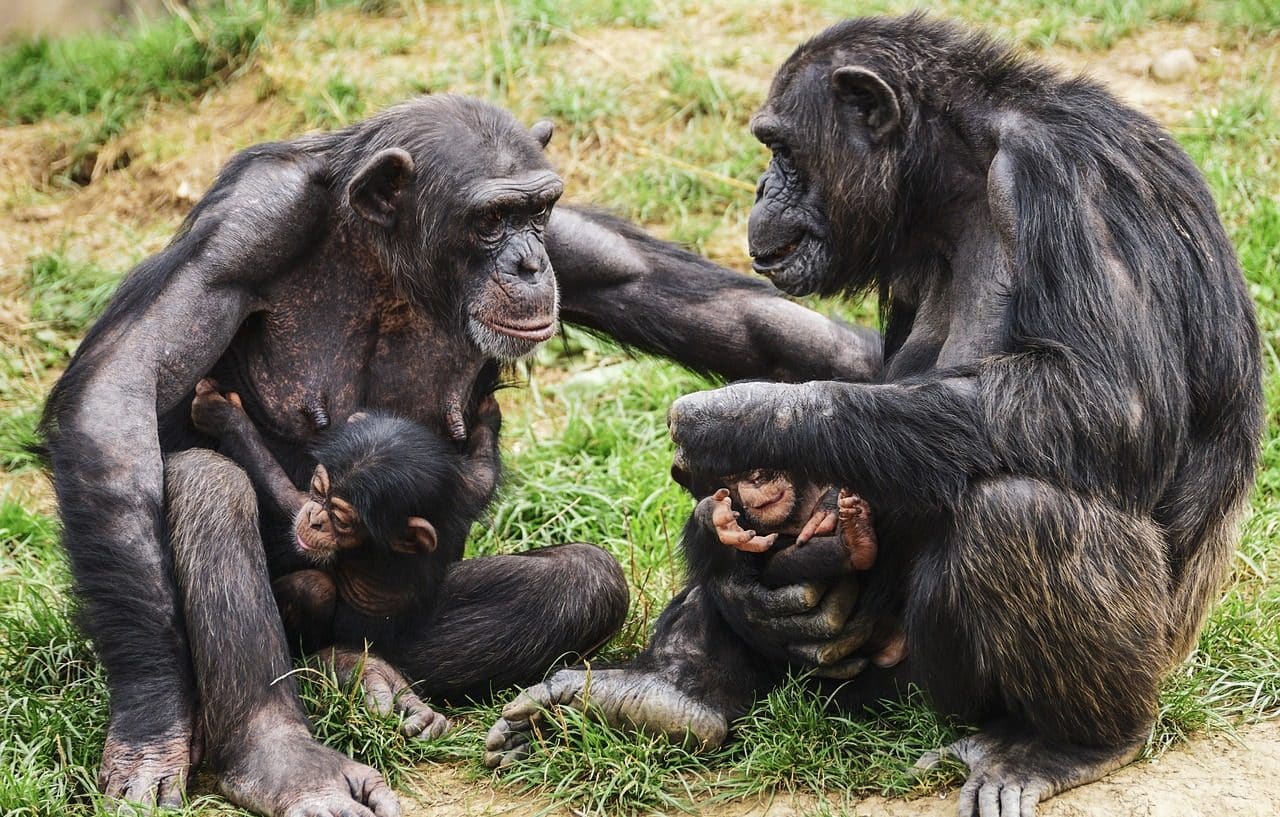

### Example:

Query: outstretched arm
xmin=549 ymin=207 xmax=882 ymax=384
xmin=191 ymin=379 xmax=307 ymax=519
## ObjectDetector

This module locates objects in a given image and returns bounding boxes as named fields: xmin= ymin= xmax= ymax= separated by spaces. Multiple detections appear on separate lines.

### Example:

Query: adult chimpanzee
xmin=487 ymin=15 xmax=1263 ymax=816
xmin=41 ymin=94 xmax=881 ymax=816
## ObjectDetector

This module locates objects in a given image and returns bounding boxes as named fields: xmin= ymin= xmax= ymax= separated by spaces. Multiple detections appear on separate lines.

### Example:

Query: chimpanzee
xmin=685 ymin=470 xmax=905 ymax=661
xmin=190 ymin=377 xmax=507 ymax=739
xmin=487 ymin=15 xmax=1263 ymax=817
xmin=684 ymin=472 xmax=878 ymax=584
xmin=41 ymin=92 xmax=881 ymax=816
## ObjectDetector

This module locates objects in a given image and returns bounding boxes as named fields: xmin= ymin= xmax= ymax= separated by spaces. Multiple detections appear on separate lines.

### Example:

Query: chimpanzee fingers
xmin=194 ymin=377 xmax=219 ymax=396
xmin=227 ymin=392 xmax=243 ymax=410
xmin=797 ymin=509 xmax=837 ymax=544
xmin=353 ymin=772 xmax=399 ymax=817
xmin=737 ymin=532 xmax=778 ymax=553
xmin=483 ymin=718 xmax=534 ymax=768
xmin=400 ymin=706 xmax=449 ymax=740
xmin=790 ymin=613 xmax=874 ymax=668
xmin=813 ymin=655 xmax=870 ymax=680
xmin=780 ymin=578 xmax=861 ymax=642
xmin=499 ymin=682 xmax=554 ymax=723
xmin=727 ymin=574 xmax=826 ymax=621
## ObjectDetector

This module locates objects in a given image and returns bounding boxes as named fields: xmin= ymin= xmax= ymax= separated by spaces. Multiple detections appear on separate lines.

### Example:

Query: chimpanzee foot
xmin=322 ymin=648 xmax=449 ymax=739
xmin=219 ymin=718 xmax=400 ymax=817
xmin=99 ymin=725 xmax=194 ymax=809
xmin=914 ymin=725 xmax=1142 ymax=817
xmin=483 ymin=668 xmax=729 ymax=768
xmin=837 ymin=490 xmax=876 ymax=570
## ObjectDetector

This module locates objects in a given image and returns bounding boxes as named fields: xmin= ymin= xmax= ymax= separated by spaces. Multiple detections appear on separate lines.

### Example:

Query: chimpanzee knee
xmin=534 ymin=542 xmax=630 ymax=651
xmin=386 ymin=543 xmax=628 ymax=701
xmin=165 ymin=449 xmax=259 ymax=557
xmin=910 ymin=476 xmax=1169 ymax=746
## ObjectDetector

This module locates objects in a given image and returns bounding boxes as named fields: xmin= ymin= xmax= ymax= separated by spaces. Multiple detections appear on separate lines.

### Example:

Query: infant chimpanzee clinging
xmin=682 ymin=467 xmax=905 ymax=668
xmin=190 ymin=378 xmax=500 ymax=737
xmin=694 ymin=470 xmax=876 ymax=586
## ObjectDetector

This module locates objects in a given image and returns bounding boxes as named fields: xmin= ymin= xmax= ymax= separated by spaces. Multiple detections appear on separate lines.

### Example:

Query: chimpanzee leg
xmin=482 ymin=581 xmax=775 ymax=767
xmin=386 ymin=543 xmax=629 ymax=700
xmin=910 ymin=476 xmax=1167 ymax=816
xmin=163 ymin=450 xmax=398 ymax=817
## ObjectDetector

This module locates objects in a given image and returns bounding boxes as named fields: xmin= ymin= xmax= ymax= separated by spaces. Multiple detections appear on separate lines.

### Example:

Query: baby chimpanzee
xmin=681 ymin=468 xmax=905 ymax=668
xmin=190 ymin=378 xmax=500 ymax=737
xmin=698 ymin=471 xmax=877 ymax=585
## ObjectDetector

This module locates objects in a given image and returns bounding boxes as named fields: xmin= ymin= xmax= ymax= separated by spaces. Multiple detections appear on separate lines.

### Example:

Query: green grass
xmin=1 ymin=1 xmax=1278 ymax=815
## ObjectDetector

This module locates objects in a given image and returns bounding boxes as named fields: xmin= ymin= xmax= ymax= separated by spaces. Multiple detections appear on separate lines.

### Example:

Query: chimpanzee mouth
xmin=483 ymin=317 xmax=557 ymax=342
xmin=751 ymin=237 xmax=804 ymax=273
xmin=752 ymin=235 xmax=824 ymax=296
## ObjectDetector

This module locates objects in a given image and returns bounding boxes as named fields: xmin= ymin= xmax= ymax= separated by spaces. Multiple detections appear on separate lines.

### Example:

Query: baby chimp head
xmin=294 ymin=412 xmax=461 ymax=563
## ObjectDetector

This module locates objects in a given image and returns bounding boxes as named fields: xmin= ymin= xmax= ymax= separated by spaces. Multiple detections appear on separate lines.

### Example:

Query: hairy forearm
xmin=217 ymin=418 xmax=305 ymax=517
xmin=551 ymin=207 xmax=882 ymax=383
xmin=670 ymin=379 xmax=994 ymax=510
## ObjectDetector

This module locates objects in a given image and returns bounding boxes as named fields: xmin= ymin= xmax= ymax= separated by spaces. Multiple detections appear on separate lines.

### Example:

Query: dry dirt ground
xmin=1 ymin=14 xmax=1277 ymax=817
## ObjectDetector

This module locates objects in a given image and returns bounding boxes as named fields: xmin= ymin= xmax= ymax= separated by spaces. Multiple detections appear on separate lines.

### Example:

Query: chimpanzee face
xmin=729 ymin=469 xmax=798 ymax=528
xmin=747 ymin=57 xmax=903 ymax=297
xmin=344 ymin=98 xmax=564 ymax=362
xmin=456 ymin=168 xmax=564 ymax=361
xmin=293 ymin=464 xmax=362 ymax=563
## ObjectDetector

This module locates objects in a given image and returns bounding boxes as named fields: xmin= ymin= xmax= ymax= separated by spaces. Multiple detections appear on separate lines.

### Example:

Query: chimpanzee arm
xmin=457 ymin=395 xmax=502 ymax=513
xmin=668 ymin=378 xmax=993 ymax=513
xmin=39 ymin=151 xmax=328 ymax=793
xmin=205 ymin=399 xmax=308 ymax=519
xmin=548 ymin=207 xmax=883 ymax=384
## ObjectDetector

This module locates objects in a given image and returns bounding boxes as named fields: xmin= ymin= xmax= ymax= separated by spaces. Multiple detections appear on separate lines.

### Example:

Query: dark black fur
xmin=39 ymin=88 xmax=874 ymax=814
xmin=671 ymin=14 xmax=1263 ymax=814
xmin=311 ymin=413 xmax=466 ymax=553
xmin=492 ymin=16 xmax=1262 ymax=816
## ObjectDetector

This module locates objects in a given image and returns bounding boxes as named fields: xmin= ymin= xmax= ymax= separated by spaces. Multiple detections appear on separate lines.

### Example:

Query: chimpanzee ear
xmin=831 ymin=66 xmax=901 ymax=139
xmin=529 ymin=119 xmax=554 ymax=149
xmin=392 ymin=517 xmax=437 ymax=555
xmin=346 ymin=411 xmax=369 ymax=424
xmin=347 ymin=147 xmax=415 ymax=229
xmin=987 ymin=147 xmax=1019 ymax=253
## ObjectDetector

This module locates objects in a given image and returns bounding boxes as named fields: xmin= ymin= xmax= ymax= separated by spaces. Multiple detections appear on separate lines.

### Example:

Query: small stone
xmin=1151 ymin=48 xmax=1196 ymax=83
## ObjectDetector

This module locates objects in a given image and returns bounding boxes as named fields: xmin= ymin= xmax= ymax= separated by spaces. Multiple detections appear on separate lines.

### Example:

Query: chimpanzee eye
xmin=478 ymin=209 xmax=504 ymax=239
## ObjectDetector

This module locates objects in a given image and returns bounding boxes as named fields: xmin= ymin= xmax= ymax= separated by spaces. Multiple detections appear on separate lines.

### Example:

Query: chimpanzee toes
xmin=482 ymin=717 xmax=533 ymax=768
xmin=400 ymin=707 xmax=449 ymax=740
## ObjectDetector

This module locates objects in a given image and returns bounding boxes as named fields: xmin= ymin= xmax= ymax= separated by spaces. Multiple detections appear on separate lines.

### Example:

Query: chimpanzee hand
xmin=695 ymin=488 xmax=778 ymax=552
xmin=710 ymin=573 xmax=874 ymax=679
xmin=668 ymin=382 xmax=804 ymax=478
xmin=190 ymin=378 xmax=247 ymax=437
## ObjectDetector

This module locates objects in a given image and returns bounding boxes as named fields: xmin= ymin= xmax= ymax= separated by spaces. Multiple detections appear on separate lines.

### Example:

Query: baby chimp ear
xmin=392 ymin=517 xmax=438 ymax=555
xmin=346 ymin=411 xmax=370 ymax=424
xmin=529 ymin=119 xmax=554 ymax=149
xmin=347 ymin=147 xmax=415 ymax=229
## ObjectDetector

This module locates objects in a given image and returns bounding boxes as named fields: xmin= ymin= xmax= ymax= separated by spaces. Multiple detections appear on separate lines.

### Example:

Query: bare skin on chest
xmin=214 ymin=250 xmax=490 ymax=447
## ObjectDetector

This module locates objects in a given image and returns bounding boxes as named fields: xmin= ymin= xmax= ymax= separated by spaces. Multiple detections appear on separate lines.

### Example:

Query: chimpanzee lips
xmin=484 ymin=316 xmax=557 ymax=342
xmin=751 ymin=238 xmax=802 ymax=272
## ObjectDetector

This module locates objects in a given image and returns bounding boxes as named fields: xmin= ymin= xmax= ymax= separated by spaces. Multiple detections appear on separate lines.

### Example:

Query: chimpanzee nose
xmin=517 ymin=253 xmax=542 ymax=273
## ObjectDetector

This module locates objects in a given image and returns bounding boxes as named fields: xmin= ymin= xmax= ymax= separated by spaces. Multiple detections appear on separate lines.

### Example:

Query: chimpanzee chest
xmin=211 ymin=300 xmax=486 ymax=447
